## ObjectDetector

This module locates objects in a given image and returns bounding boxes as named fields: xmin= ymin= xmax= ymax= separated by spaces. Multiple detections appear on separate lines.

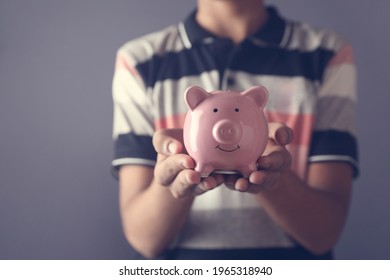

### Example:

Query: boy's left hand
xmin=225 ymin=122 xmax=293 ymax=193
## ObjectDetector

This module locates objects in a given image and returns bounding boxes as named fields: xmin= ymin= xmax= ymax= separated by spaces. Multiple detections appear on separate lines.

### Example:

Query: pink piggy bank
xmin=183 ymin=86 xmax=269 ymax=177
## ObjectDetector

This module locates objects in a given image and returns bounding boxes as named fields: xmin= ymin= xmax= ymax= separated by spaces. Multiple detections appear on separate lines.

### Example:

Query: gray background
xmin=0 ymin=0 xmax=389 ymax=259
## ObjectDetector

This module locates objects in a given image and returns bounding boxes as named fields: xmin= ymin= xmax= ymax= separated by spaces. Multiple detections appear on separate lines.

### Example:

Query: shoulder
xmin=285 ymin=20 xmax=350 ymax=53
xmin=116 ymin=24 xmax=186 ymax=66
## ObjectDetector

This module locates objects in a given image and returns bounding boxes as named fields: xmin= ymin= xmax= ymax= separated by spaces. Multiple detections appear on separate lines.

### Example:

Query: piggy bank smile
xmin=215 ymin=144 xmax=240 ymax=152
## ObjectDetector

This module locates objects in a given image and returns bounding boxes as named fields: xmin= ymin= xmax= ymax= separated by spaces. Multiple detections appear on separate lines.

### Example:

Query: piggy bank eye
xmin=213 ymin=108 xmax=218 ymax=113
xmin=235 ymin=108 xmax=239 ymax=112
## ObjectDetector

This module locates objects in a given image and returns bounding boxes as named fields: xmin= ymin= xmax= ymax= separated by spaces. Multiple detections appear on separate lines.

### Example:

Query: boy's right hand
xmin=153 ymin=128 xmax=223 ymax=199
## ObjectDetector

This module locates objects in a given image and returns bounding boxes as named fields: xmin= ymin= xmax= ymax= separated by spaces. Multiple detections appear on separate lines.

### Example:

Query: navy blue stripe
xmin=136 ymin=44 xmax=335 ymax=88
xmin=163 ymin=247 xmax=333 ymax=260
xmin=309 ymin=130 xmax=359 ymax=176
xmin=114 ymin=133 xmax=157 ymax=161
xmin=136 ymin=46 xmax=216 ymax=88
xmin=184 ymin=7 xmax=286 ymax=46
xmin=309 ymin=130 xmax=358 ymax=160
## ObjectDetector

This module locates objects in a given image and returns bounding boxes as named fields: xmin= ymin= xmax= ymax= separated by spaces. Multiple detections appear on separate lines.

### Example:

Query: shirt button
xmin=227 ymin=77 xmax=235 ymax=86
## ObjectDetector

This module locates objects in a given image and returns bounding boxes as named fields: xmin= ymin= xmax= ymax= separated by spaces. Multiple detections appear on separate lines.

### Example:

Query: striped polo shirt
xmin=112 ymin=7 xmax=358 ymax=259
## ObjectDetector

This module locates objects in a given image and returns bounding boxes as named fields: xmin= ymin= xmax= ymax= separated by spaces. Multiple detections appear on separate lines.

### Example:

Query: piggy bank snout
xmin=212 ymin=120 xmax=242 ymax=144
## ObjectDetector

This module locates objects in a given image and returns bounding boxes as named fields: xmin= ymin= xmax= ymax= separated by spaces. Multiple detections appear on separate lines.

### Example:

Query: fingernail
xmin=258 ymin=158 xmax=270 ymax=169
xmin=168 ymin=142 xmax=177 ymax=154
xmin=201 ymin=180 xmax=210 ymax=190
xmin=278 ymin=129 xmax=291 ymax=145
xmin=260 ymin=161 xmax=270 ymax=169
xmin=181 ymin=158 xmax=191 ymax=169
xmin=285 ymin=129 xmax=292 ymax=144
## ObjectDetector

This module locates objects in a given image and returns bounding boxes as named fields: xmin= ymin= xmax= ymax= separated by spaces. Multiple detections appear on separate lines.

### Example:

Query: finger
xmin=224 ymin=174 xmax=240 ymax=190
xmin=257 ymin=150 xmax=292 ymax=172
xmin=268 ymin=122 xmax=293 ymax=146
xmin=229 ymin=174 xmax=270 ymax=193
xmin=153 ymin=128 xmax=185 ymax=155
xmin=249 ymin=171 xmax=279 ymax=191
xmin=248 ymin=170 xmax=267 ymax=185
xmin=211 ymin=173 xmax=225 ymax=187
xmin=235 ymin=177 xmax=250 ymax=192
xmin=170 ymin=169 xmax=201 ymax=199
xmin=192 ymin=175 xmax=222 ymax=196
xmin=154 ymin=154 xmax=195 ymax=186
xmin=235 ymin=177 xmax=265 ymax=193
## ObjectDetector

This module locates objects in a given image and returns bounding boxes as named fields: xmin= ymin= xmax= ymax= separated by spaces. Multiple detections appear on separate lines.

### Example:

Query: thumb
xmin=268 ymin=122 xmax=293 ymax=146
xmin=153 ymin=128 xmax=185 ymax=155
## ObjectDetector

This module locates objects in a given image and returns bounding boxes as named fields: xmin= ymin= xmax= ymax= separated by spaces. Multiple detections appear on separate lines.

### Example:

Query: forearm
xmin=255 ymin=168 xmax=351 ymax=255
xmin=119 ymin=166 xmax=194 ymax=258
xmin=121 ymin=181 xmax=194 ymax=258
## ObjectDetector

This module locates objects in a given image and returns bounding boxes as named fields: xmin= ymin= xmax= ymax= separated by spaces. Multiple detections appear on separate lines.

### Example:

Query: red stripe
xmin=155 ymin=113 xmax=186 ymax=130
xmin=287 ymin=145 xmax=309 ymax=179
xmin=155 ymin=111 xmax=315 ymax=147
xmin=155 ymin=112 xmax=314 ymax=179
xmin=115 ymin=53 xmax=139 ymax=76
xmin=327 ymin=44 xmax=355 ymax=67
xmin=265 ymin=111 xmax=315 ymax=147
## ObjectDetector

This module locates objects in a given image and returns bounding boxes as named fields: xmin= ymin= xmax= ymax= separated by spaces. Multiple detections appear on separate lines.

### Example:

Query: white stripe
xmin=280 ymin=21 xmax=292 ymax=48
xmin=118 ymin=25 xmax=185 ymax=65
xmin=192 ymin=183 xmax=260 ymax=211
xmin=112 ymin=70 xmax=154 ymax=138
xmin=285 ymin=21 xmax=346 ymax=52
xmin=308 ymin=155 xmax=358 ymax=167
xmin=314 ymin=96 xmax=357 ymax=134
xmin=320 ymin=64 xmax=357 ymax=100
xmin=177 ymin=208 xmax=294 ymax=249
xmin=150 ymin=72 xmax=318 ymax=116
xmin=112 ymin=158 xmax=156 ymax=167
xmin=151 ymin=70 xmax=220 ymax=118
xmin=232 ymin=72 xmax=318 ymax=114
xmin=178 ymin=22 xmax=192 ymax=49
xmin=250 ymin=37 xmax=267 ymax=47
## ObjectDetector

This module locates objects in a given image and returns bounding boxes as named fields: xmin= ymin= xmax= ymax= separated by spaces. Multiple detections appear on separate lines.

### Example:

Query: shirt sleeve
xmin=111 ymin=48 xmax=157 ymax=177
xmin=308 ymin=44 xmax=359 ymax=177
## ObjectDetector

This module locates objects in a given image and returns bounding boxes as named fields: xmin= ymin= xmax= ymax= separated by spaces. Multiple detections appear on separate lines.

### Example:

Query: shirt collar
xmin=180 ymin=6 xmax=287 ymax=48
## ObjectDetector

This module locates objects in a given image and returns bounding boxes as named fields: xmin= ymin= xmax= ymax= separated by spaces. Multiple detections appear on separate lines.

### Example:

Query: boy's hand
xmin=225 ymin=122 xmax=293 ymax=193
xmin=153 ymin=128 xmax=224 ymax=198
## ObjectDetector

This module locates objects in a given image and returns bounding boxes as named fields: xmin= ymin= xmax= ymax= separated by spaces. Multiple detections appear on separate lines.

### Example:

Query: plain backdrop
xmin=0 ymin=0 xmax=389 ymax=260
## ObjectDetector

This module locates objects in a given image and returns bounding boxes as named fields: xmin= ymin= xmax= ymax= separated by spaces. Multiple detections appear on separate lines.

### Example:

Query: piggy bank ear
xmin=241 ymin=86 xmax=268 ymax=109
xmin=184 ymin=86 xmax=210 ymax=110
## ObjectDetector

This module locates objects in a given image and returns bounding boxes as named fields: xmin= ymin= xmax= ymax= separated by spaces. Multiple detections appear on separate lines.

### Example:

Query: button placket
xmin=220 ymin=46 xmax=241 ymax=90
